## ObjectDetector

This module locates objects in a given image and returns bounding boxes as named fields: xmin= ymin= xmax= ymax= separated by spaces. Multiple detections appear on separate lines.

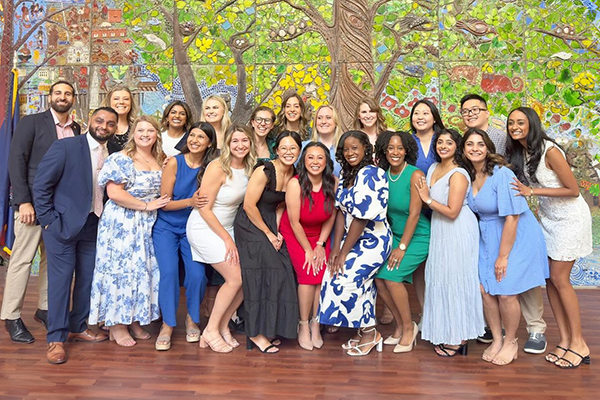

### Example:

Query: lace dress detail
xmin=526 ymin=140 xmax=592 ymax=261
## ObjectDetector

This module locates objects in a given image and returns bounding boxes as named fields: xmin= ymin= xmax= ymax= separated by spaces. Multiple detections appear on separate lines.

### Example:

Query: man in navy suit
xmin=33 ymin=107 xmax=118 ymax=364
xmin=3 ymin=81 xmax=80 ymax=343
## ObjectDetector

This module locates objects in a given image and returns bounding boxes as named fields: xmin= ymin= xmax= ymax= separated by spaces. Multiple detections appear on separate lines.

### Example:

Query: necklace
xmin=135 ymin=153 xmax=153 ymax=165
xmin=388 ymin=161 xmax=407 ymax=182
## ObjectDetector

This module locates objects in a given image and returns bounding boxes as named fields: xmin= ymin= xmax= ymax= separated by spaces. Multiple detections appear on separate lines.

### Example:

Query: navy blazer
xmin=33 ymin=135 xmax=94 ymax=241
xmin=9 ymin=109 xmax=81 ymax=207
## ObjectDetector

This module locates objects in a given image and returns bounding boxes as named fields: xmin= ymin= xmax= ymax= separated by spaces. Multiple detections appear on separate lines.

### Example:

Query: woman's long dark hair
xmin=409 ymin=99 xmax=446 ymax=135
xmin=505 ymin=107 xmax=562 ymax=184
xmin=336 ymin=130 xmax=374 ymax=188
xmin=374 ymin=130 xmax=418 ymax=171
xmin=461 ymin=128 xmax=509 ymax=181
xmin=297 ymin=142 xmax=336 ymax=213
xmin=433 ymin=128 xmax=464 ymax=166
xmin=181 ymin=121 xmax=218 ymax=186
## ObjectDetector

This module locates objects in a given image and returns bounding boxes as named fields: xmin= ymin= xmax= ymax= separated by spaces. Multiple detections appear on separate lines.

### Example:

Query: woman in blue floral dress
xmin=318 ymin=130 xmax=392 ymax=357
xmin=89 ymin=116 xmax=171 ymax=347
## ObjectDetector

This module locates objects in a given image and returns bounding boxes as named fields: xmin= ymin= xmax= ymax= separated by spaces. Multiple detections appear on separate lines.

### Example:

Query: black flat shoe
xmin=34 ymin=309 xmax=48 ymax=330
xmin=5 ymin=318 xmax=35 ymax=344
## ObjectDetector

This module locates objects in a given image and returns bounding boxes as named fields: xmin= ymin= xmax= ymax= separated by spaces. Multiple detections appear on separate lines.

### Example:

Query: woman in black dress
xmin=234 ymin=131 xmax=302 ymax=353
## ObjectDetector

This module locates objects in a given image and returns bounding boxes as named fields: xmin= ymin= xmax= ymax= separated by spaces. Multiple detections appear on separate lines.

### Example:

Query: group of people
xmin=3 ymin=82 xmax=592 ymax=370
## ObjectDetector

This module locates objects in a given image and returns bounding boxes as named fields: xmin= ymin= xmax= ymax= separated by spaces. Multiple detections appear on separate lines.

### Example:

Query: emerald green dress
xmin=376 ymin=164 xmax=430 ymax=283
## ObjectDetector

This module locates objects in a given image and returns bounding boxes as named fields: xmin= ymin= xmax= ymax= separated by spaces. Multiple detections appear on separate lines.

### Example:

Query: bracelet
xmin=316 ymin=241 xmax=325 ymax=247
xmin=143 ymin=202 xmax=148 ymax=211
xmin=530 ymin=188 xmax=534 ymax=197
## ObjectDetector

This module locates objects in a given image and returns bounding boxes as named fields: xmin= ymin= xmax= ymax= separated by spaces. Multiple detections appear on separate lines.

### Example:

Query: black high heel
xmin=246 ymin=336 xmax=279 ymax=354
xmin=436 ymin=342 xmax=468 ymax=357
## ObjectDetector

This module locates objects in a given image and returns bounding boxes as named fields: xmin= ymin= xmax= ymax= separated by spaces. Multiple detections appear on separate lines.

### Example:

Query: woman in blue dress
xmin=409 ymin=99 xmax=447 ymax=320
xmin=89 ymin=116 xmax=170 ymax=347
xmin=318 ymin=130 xmax=392 ymax=357
xmin=416 ymin=129 xmax=484 ymax=357
xmin=152 ymin=122 xmax=218 ymax=351
xmin=462 ymin=128 xmax=548 ymax=365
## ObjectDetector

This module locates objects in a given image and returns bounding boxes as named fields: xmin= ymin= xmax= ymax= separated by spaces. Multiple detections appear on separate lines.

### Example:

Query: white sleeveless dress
xmin=527 ymin=140 xmax=592 ymax=261
xmin=186 ymin=167 xmax=248 ymax=264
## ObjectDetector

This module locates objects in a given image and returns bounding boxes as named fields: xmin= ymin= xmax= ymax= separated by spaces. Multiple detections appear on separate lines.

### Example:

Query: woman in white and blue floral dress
xmin=318 ymin=130 xmax=392 ymax=357
xmin=89 ymin=116 xmax=171 ymax=347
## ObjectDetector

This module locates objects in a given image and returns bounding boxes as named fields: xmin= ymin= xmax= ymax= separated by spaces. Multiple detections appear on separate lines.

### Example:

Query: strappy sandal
xmin=341 ymin=329 xmax=363 ymax=350
xmin=199 ymin=333 xmax=233 ymax=353
xmin=221 ymin=330 xmax=240 ymax=348
xmin=545 ymin=345 xmax=567 ymax=363
xmin=246 ymin=337 xmax=279 ymax=353
xmin=346 ymin=328 xmax=382 ymax=357
xmin=555 ymin=348 xmax=591 ymax=369
xmin=435 ymin=343 xmax=468 ymax=357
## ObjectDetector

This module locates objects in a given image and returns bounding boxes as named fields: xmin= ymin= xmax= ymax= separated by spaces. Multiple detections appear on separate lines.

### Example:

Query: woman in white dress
xmin=186 ymin=124 xmax=256 ymax=353
xmin=507 ymin=107 xmax=593 ymax=369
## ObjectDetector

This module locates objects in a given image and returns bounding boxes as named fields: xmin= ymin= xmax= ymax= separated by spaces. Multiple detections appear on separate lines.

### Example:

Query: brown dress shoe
xmin=67 ymin=329 xmax=109 ymax=343
xmin=47 ymin=342 xmax=67 ymax=364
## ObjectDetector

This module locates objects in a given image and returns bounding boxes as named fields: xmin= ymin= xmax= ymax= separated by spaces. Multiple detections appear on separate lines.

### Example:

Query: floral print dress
xmin=88 ymin=152 xmax=162 ymax=327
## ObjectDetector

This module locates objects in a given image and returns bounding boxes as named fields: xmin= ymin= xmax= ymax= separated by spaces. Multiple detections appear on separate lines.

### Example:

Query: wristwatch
xmin=399 ymin=243 xmax=407 ymax=251
xmin=426 ymin=198 xmax=433 ymax=205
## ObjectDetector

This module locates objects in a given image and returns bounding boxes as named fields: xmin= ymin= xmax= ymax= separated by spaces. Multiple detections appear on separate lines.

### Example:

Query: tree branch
xmin=216 ymin=0 xmax=239 ymax=14
xmin=535 ymin=28 xmax=600 ymax=56
xmin=158 ymin=4 xmax=175 ymax=28
xmin=14 ymin=6 xmax=76 ymax=49
xmin=183 ymin=28 xmax=202 ymax=51
xmin=270 ymin=28 xmax=315 ymax=42
xmin=258 ymin=72 xmax=285 ymax=105
xmin=258 ymin=0 xmax=332 ymax=34
xmin=17 ymin=49 xmax=65 ymax=91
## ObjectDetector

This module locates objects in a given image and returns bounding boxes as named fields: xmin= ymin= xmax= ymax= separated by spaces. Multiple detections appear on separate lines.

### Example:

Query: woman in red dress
xmin=280 ymin=142 xmax=337 ymax=351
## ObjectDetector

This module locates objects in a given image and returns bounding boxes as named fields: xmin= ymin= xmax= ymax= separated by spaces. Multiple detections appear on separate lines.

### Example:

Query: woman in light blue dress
xmin=463 ymin=128 xmax=548 ymax=366
xmin=89 ymin=116 xmax=170 ymax=347
xmin=416 ymin=129 xmax=484 ymax=357
xmin=318 ymin=130 xmax=392 ymax=357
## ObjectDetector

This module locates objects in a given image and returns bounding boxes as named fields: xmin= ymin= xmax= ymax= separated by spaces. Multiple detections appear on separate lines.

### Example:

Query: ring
xmin=393 ymin=259 xmax=398 ymax=262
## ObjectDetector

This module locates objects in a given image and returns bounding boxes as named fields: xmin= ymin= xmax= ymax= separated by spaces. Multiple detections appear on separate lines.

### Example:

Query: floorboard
xmin=0 ymin=267 xmax=598 ymax=399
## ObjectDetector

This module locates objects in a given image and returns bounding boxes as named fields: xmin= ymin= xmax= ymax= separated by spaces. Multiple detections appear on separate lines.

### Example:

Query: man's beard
xmin=50 ymin=99 xmax=72 ymax=113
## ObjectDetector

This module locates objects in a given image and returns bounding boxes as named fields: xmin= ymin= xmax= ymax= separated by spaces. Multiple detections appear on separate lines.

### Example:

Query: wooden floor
xmin=0 ymin=268 xmax=598 ymax=400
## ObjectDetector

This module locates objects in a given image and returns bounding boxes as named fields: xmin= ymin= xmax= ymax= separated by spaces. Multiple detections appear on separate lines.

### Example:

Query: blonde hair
xmin=101 ymin=85 xmax=140 ymax=126
xmin=352 ymin=97 xmax=387 ymax=133
xmin=200 ymin=95 xmax=232 ymax=132
xmin=124 ymin=116 xmax=166 ymax=165
xmin=311 ymin=104 xmax=342 ymax=148
xmin=219 ymin=123 xmax=257 ymax=178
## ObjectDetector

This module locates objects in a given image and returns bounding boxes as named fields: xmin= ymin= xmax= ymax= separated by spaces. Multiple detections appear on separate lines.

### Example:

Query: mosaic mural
xmin=2 ymin=0 xmax=600 ymax=285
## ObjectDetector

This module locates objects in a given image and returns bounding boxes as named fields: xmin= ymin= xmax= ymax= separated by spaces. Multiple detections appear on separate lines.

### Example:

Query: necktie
xmin=93 ymin=146 xmax=107 ymax=217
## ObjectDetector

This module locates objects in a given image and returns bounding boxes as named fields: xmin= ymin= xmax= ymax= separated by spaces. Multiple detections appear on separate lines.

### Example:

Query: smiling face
xmin=88 ymin=110 xmax=117 ymax=144
xmin=284 ymin=96 xmax=301 ymax=123
xmin=276 ymin=136 xmax=301 ymax=166
xmin=461 ymin=99 xmax=489 ymax=130
xmin=133 ymin=121 xmax=158 ymax=150
xmin=385 ymin=135 xmax=406 ymax=170
xmin=203 ymin=99 xmax=225 ymax=124
xmin=168 ymin=105 xmax=187 ymax=130
xmin=110 ymin=90 xmax=132 ymax=117
xmin=436 ymin=133 xmax=457 ymax=161
xmin=251 ymin=110 xmax=275 ymax=138
xmin=343 ymin=136 xmax=366 ymax=167
xmin=186 ymin=128 xmax=211 ymax=155
xmin=49 ymin=83 xmax=75 ymax=113
xmin=411 ymin=103 xmax=434 ymax=134
xmin=463 ymin=133 xmax=488 ymax=164
xmin=229 ymin=130 xmax=251 ymax=160
xmin=316 ymin=106 xmax=336 ymax=136
xmin=358 ymin=102 xmax=377 ymax=129
xmin=507 ymin=110 xmax=530 ymax=142
xmin=304 ymin=145 xmax=327 ymax=177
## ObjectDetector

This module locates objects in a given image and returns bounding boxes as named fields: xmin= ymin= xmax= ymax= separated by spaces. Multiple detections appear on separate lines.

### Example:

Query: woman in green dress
xmin=374 ymin=131 xmax=431 ymax=353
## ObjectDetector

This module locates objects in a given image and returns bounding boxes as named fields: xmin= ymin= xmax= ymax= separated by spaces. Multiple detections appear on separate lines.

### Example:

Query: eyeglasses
xmin=254 ymin=117 xmax=273 ymax=125
xmin=460 ymin=107 xmax=487 ymax=117
xmin=278 ymin=146 xmax=299 ymax=154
